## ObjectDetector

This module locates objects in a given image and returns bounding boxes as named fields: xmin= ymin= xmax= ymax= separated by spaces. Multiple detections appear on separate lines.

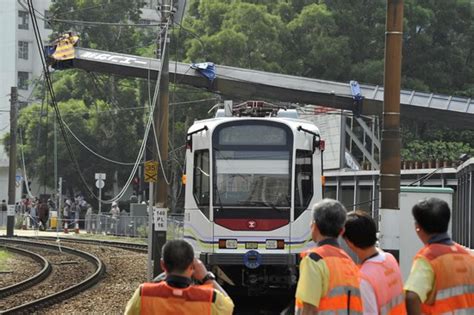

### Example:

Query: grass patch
xmin=0 ymin=249 xmax=11 ymax=271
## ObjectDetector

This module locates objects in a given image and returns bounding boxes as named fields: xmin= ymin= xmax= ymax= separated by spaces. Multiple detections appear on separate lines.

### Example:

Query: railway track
xmin=0 ymin=245 xmax=52 ymax=299
xmin=7 ymin=236 xmax=294 ymax=314
xmin=0 ymin=238 xmax=105 ymax=314
xmin=17 ymin=235 xmax=147 ymax=253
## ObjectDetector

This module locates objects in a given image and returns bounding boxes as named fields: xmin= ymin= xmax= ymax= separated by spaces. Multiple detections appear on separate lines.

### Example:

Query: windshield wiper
xmin=243 ymin=200 xmax=288 ymax=212
xmin=214 ymin=183 xmax=224 ymax=212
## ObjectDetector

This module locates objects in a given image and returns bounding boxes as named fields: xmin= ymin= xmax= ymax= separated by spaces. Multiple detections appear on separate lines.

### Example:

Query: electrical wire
xmin=29 ymin=1 xmax=166 ymax=203
xmin=28 ymin=0 xmax=172 ymax=204
xmin=100 ymin=20 xmax=172 ymax=203
xmin=151 ymin=120 xmax=171 ymax=185
xmin=61 ymin=119 xmax=141 ymax=166
xmin=28 ymin=0 xmax=92 ymax=196
xmin=173 ymin=20 xmax=207 ymax=58
xmin=28 ymin=0 xmax=117 ymax=203
xmin=50 ymin=18 xmax=160 ymax=27
xmin=148 ymin=21 xmax=172 ymax=186
xmin=12 ymin=106 xmax=149 ymax=117
xmin=52 ymin=3 xmax=108 ymax=17
xmin=19 ymin=129 xmax=36 ymax=199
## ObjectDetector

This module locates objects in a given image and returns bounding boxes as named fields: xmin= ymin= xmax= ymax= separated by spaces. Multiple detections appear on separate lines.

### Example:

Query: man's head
xmin=343 ymin=210 xmax=377 ymax=253
xmin=412 ymin=197 xmax=450 ymax=242
xmin=160 ymin=240 xmax=195 ymax=276
xmin=311 ymin=198 xmax=347 ymax=242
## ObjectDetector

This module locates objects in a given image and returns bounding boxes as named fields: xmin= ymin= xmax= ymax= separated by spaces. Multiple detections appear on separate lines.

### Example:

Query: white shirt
xmin=360 ymin=251 xmax=386 ymax=315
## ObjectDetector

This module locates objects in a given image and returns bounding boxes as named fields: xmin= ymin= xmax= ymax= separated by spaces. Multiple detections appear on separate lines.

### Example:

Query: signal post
xmin=145 ymin=160 xmax=167 ymax=280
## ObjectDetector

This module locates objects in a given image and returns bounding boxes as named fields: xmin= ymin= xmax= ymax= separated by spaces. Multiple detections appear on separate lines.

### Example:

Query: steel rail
xmin=0 ymin=245 xmax=52 ymax=299
xmin=19 ymin=236 xmax=148 ymax=253
xmin=0 ymin=238 xmax=105 ymax=315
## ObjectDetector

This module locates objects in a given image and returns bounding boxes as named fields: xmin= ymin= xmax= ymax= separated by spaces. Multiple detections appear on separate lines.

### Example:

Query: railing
xmin=0 ymin=212 xmax=184 ymax=240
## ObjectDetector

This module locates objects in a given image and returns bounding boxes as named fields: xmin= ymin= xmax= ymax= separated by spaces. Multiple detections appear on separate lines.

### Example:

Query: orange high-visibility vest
xmin=140 ymin=282 xmax=214 ymax=315
xmin=416 ymin=242 xmax=474 ymax=314
xmin=296 ymin=245 xmax=363 ymax=314
xmin=360 ymin=252 xmax=406 ymax=315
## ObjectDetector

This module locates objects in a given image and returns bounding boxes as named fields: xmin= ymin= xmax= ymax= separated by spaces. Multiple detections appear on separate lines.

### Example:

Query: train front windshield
xmin=213 ymin=122 xmax=292 ymax=208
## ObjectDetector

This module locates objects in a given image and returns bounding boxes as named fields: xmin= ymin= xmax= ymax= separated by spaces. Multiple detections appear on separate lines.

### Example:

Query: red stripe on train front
xmin=215 ymin=218 xmax=289 ymax=231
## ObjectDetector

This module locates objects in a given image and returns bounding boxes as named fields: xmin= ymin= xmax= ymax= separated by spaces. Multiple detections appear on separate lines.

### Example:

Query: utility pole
xmin=155 ymin=0 xmax=170 ymax=210
xmin=7 ymin=87 xmax=18 ymax=237
xmin=151 ymin=0 xmax=171 ymax=277
xmin=380 ymin=0 xmax=403 ymax=257
xmin=54 ymin=111 xmax=58 ymax=229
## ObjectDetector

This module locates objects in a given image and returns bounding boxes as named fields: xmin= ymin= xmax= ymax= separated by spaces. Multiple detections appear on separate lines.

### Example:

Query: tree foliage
xmin=4 ymin=0 xmax=472 ymax=207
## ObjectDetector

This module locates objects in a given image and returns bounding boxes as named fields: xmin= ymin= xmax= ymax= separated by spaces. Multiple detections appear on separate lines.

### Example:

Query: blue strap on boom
xmin=350 ymin=80 xmax=364 ymax=117
xmin=191 ymin=62 xmax=216 ymax=84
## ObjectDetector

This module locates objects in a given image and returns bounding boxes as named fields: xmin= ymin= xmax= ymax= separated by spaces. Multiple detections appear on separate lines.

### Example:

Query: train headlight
xmin=265 ymin=239 xmax=285 ymax=249
xmin=219 ymin=239 xmax=238 ymax=249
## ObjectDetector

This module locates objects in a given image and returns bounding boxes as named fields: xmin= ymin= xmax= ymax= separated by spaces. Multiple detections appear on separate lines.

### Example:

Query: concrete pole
xmin=155 ymin=0 xmax=170 ymax=208
xmin=381 ymin=0 xmax=403 ymax=209
xmin=7 ymin=87 xmax=18 ymax=237
xmin=380 ymin=0 xmax=404 ymax=257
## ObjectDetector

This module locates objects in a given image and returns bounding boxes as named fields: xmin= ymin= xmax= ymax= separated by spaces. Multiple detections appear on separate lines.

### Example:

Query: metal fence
xmin=0 ymin=211 xmax=184 ymax=240
xmin=455 ymin=158 xmax=474 ymax=249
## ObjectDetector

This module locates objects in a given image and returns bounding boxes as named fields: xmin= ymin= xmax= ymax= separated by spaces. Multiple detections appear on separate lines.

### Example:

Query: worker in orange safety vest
xmin=405 ymin=197 xmax=474 ymax=315
xmin=343 ymin=210 xmax=406 ymax=315
xmin=124 ymin=240 xmax=234 ymax=315
xmin=295 ymin=198 xmax=363 ymax=315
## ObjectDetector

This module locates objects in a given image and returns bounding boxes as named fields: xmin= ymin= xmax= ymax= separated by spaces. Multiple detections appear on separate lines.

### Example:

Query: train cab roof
xmin=188 ymin=101 xmax=320 ymax=136
xmin=188 ymin=115 xmax=320 ymax=136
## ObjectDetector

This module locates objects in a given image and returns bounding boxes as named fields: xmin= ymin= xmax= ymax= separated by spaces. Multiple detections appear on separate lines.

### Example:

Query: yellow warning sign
xmin=145 ymin=160 xmax=158 ymax=183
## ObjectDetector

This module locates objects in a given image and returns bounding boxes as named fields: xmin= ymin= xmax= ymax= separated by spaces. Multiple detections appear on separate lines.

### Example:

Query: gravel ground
xmin=0 ymin=246 xmax=95 ymax=311
xmin=40 ymin=242 xmax=147 ymax=315
xmin=4 ymin=240 xmax=291 ymax=314
xmin=0 ymin=250 xmax=41 ymax=289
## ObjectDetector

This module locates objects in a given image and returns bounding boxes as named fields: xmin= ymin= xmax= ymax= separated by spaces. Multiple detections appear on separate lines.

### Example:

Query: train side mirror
xmin=313 ymin=136 xmax=320 ymax=153
xmin=186 ymin=134 xmax=193 ymax=152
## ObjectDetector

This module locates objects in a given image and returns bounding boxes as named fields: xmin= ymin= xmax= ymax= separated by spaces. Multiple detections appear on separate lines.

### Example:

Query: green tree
xmin=403 ymin=0 xmax=473 ymax=95
xmin=49 ymin=0 xmax=148 ymax=54
xmin=184 ymin=1 xmax=288 ymax=71
xmin=10 ymin=99 xmax=142 ymax=197
xmin=287 ymin=3 xmax=350 ymax=79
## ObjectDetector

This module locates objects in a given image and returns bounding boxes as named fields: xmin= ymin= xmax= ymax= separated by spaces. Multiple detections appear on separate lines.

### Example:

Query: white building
xmin=0 ymin=0 xmax=53 ymax=202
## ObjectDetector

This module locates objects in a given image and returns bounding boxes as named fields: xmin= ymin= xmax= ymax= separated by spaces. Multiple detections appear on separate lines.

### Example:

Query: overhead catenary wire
xmin=52 ymin=3 xmax=109 ymax=17
xmin=27 ymin=0 xmax=174 ymax=204
xmin=49 ymin=18 xmax=161 ymax=27
xmin=26 ymin=0 xmax=152 ymax=204
xmin=28 ymin=0 xmax=100 ymax=200
xmin=18 ymin=0 xmax=160 ymax=28
xmin=9 ymin=97 xmax=214 ymax=118
xmin=61 ymin=119 xmax=141 ymax=166
xmin=97 ymin=20 xmax=172 ymax=203
xmin=19 ymin=129 xmax=36 ymax=199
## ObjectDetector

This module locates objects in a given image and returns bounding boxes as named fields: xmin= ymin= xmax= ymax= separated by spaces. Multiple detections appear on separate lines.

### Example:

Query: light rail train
xmin=184 ymin=101 xmax=324 ymax=295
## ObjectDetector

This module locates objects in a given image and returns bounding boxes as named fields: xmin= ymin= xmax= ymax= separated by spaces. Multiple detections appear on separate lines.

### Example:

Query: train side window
xmin=295 ymin=150 xmax=313 ymax=219
xmin=193 ymin=149 xmax=210 ymax=217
